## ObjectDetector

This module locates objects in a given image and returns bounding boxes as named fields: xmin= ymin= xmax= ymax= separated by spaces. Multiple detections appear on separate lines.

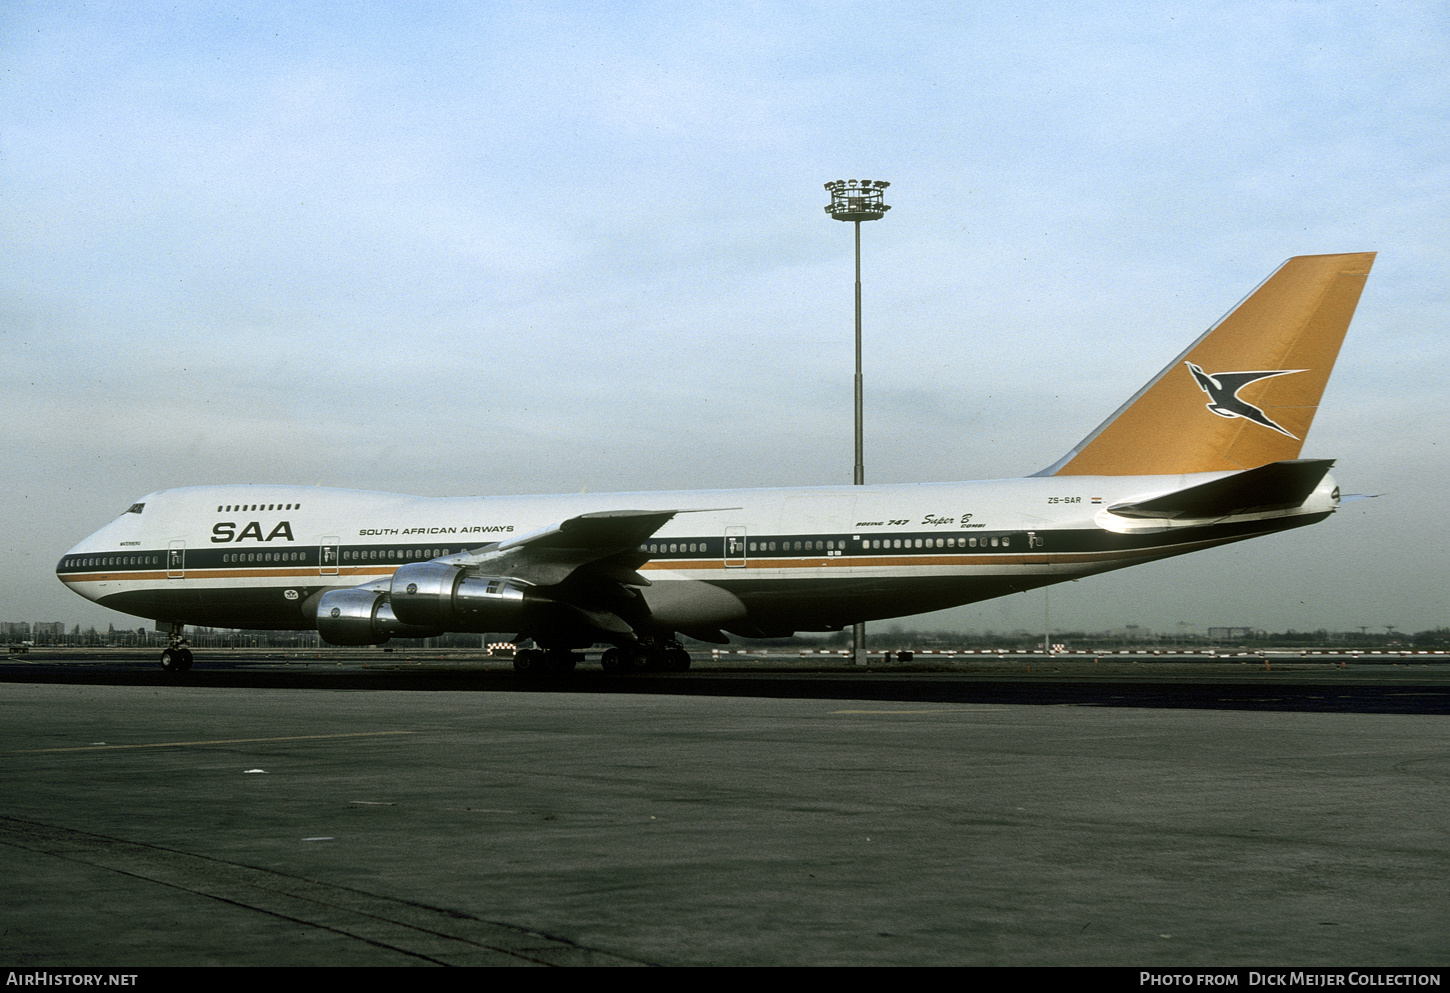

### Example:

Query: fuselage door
xmin=725 ymin=526 xmax=747 ymax=568
xmin=320 ymin=536 xmax=340 ymax=576
xmin=167 ymin=541 xmax=185 ymax=579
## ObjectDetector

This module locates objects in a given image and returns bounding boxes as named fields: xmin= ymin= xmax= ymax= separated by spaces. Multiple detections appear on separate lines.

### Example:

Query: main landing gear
xmin=599 ymin=642 xmax=691 ymax=673
xmin=160 ymin=622 xmax=193 ymax=672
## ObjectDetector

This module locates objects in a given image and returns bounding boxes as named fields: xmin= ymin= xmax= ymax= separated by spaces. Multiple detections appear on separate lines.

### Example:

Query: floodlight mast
xmin=824 ymin=179 xmax=890 ymax=665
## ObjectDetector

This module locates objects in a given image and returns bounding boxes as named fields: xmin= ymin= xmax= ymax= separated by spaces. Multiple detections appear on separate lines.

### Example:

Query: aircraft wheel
xmin=600 ymin=648 xmax=625 ymax=673
xmin=513 ymin=649 xmax=544 ymax=673
xmin=665 ymin=648 xmax=691 ymax=672
xmin=160 ymin=648 xmax=190 ymax=672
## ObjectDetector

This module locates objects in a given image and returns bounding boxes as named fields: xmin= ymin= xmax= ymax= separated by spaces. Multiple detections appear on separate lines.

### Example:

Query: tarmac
xmin=2 ymin=649 xmax=1448 ymax=967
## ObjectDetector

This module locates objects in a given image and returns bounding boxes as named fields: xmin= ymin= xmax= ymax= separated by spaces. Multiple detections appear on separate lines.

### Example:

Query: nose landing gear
xmin=160 ymin=622 xmax=193 ymax=672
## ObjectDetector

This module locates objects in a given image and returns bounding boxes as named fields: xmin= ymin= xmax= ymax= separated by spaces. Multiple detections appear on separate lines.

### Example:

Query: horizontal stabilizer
xmin=1108 ymin=459 xmax=1335 ymax=520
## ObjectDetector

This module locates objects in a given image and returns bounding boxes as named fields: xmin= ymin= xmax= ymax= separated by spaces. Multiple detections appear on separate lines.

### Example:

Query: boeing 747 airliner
xmin=58 ymin=252 xmax=1375 ymax=672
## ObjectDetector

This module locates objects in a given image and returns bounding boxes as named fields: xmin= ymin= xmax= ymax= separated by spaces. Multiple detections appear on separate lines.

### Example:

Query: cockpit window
xmin=127 ymin=503 xmax=145 ymax=514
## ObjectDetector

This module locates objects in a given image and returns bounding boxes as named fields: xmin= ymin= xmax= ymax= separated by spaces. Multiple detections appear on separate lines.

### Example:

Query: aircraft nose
xmin=56 ymin=550 xmax=77 ymax=592
xmin=56 ymin=532 xmax=102 ymax=595
xmin=57 ymin=541 xmax=85 ymax=586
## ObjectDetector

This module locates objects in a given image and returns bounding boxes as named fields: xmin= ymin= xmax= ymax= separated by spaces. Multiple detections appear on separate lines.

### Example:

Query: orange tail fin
xmin=1042 ymin=252 xmax=1375 ymax=476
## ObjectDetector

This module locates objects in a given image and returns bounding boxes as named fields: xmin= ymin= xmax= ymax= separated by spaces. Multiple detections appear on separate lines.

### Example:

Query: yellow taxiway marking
xmin=4 ymin=730 xmax=416 ymax=755
xmin=832 ymin=708 xmax=1005 ymax=715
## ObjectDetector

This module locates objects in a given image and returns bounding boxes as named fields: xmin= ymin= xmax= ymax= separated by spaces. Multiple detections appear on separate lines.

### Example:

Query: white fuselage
xmin=58 ymin=472 xmax=1338 ymax=638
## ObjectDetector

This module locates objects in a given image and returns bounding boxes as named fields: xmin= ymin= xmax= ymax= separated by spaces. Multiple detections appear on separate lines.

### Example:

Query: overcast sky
xmin=3 ymin=1 xmax=1446 ymax=638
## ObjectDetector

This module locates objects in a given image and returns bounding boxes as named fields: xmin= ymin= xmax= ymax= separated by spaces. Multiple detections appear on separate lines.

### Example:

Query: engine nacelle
xmin=388 ymin=561 xmax=530 ymax=631
xmin=316 ymin=588 xmax=444 ymax=646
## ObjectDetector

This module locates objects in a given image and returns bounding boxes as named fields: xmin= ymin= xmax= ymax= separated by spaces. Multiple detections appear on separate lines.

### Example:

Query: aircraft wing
xmin=451 ymin=507 xmax=735 ymax=587
xmin=317 ymin=506 xmax=740 ymax=645
xmin=498 ymin=509 xmax=685 ymax=555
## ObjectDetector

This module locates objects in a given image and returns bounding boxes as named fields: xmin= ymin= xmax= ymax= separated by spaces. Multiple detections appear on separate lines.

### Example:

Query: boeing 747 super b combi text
xmin=58 ymin=252 xmax=1375 ymax=672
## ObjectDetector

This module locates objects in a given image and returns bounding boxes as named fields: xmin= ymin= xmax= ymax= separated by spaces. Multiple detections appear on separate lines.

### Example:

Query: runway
xmin=2 ymin=651 xmax=1448 ymax=966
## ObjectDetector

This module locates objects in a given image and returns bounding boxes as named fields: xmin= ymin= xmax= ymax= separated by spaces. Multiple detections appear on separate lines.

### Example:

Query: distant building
xmin=1208 ymin=627 xmax=1254 ymax=642
xmin=3 ymin=622 xmax=31 ymax=640
xmin=32 ymin=622 xmax=66 ymax=641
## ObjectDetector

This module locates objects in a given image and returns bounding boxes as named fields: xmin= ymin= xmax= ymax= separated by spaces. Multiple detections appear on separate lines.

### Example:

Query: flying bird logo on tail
xmin=1185 ymin=362 xmax=1305 ymax=439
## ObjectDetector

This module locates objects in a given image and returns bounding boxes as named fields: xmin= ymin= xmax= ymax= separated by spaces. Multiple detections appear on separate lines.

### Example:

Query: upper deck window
xmin=127 ymin=503 xmax=144 ymax=514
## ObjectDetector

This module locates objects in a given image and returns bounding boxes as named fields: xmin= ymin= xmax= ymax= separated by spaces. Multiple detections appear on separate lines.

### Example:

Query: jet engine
xmin=387 ymin=561 xmax=530 ymax=631
xmin=315 ymin=588 xmax=443 ymax=646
